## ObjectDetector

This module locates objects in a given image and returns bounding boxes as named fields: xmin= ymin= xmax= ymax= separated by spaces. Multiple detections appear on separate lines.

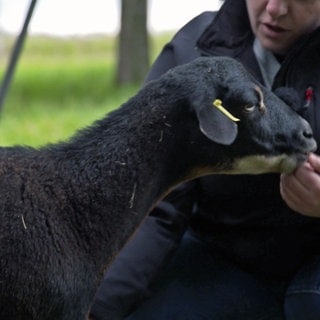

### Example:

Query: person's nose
xmin=266 ymin=0 xmax=288 ymax=18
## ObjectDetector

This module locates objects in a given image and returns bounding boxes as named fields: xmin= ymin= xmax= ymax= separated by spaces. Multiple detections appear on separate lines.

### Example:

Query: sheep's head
xmin=175 ymin=57 xmax=317 ymax=175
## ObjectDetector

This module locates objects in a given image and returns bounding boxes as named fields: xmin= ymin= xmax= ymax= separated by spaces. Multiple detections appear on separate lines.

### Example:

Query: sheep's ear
xmin=196 ymin=100 xmax=238 ymax=145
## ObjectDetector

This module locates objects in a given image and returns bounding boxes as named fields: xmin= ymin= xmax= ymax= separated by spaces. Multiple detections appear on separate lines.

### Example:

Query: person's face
xmin=246 ymin=0 xmax=320 ymax=54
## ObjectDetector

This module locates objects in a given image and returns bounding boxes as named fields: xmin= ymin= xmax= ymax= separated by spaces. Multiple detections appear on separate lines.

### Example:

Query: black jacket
xmin=91 ymin=0 xmax=320 ymax=318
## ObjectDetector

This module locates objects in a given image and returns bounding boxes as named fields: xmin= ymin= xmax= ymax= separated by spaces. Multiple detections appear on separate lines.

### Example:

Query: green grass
xmin=0 ymin=33 xmax=172 ymax=146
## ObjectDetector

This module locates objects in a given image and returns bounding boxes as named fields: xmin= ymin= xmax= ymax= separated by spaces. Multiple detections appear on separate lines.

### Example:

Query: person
xmin=90 ymin=0 xmax=320 ymax=319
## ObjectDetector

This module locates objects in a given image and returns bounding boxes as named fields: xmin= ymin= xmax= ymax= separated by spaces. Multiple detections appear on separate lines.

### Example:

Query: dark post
xmin=0 ymin=0 xmax=38 ymax=111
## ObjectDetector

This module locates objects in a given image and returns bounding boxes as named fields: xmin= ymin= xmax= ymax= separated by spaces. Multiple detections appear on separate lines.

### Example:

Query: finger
xmin=290 ymin=162 xmax=320 ymax=191
xmin=280 ymin=172 xmax=320 ymax=216
xmin=280 ymin=172 xmax=317 ymax=214
xmin=280 ymin=169 xmax=309 ymax=198
xmin=280 ymin=180 xmax=312 ymax=215
xmin=308 ymin=153 xmax=320 ymax=173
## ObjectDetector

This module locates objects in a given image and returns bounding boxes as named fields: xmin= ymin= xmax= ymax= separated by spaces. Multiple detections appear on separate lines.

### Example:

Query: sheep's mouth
xmin=288 ymin=152 xmax=309 ymax=164
xmin=227 ymin=136 xmax=317 ymax=175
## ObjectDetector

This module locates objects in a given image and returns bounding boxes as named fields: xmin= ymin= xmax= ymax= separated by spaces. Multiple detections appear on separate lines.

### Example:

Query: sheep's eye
xmin=244 ymin=104 xmax=256 ymax=113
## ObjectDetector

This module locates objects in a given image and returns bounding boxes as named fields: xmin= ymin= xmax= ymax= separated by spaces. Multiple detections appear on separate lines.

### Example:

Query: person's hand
xmin=280 ymin=153 xmax=320 ymax=217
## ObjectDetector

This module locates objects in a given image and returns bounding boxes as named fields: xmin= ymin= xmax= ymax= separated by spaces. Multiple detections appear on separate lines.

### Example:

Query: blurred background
xmin=0 ymin=0 xmax=222 ymax=146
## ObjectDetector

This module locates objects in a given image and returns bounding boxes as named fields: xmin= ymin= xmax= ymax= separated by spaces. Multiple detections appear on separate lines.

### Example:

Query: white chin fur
xmin=224 ymin=154 xmax=303 ymax=175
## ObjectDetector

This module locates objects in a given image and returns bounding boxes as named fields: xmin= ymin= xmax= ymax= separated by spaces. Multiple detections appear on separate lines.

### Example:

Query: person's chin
xmin=257 ymin=35 xmax=288 ymax=54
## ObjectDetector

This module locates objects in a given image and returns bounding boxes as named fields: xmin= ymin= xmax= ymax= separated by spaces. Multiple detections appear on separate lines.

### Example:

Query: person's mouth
xmin=261 ymin=22 xmax=287 ymax=37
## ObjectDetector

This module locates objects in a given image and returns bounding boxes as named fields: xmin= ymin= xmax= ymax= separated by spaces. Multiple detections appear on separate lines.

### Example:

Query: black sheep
xmin=0 ymin=57 xmax=316 ymax=319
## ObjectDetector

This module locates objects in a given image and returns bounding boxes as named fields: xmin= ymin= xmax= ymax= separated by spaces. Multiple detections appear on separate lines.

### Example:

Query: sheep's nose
xmin=302 ymin=127 xmax=313 ymax=140
xmin=303 ymin=130 xmax=313 ymax=139
xmin=300 ymin=119 xmax=317 ymax=151
xmin=301 ymin=119 xmax=314 ymax=139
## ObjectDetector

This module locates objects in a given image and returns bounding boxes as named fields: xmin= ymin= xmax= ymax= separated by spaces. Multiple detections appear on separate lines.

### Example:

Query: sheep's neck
xmin=62 ymin=97 xmax=191 ymax=273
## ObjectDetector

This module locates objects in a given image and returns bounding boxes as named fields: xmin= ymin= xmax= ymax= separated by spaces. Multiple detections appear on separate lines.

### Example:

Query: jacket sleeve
xmin=90 ymin=12 xmax=216 ymax=320
xmin=90 ymin=183 xmax=197 ymax=319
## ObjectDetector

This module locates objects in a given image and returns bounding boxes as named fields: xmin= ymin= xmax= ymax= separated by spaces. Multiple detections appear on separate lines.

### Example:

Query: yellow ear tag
xmin=213 ymin=99 xmax=240 ymax=122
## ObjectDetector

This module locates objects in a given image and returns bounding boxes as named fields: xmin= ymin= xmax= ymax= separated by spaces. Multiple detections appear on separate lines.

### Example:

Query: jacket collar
xmin=273 ymin=26 xmax=320 ymax=89
xmin=197 ymin=0 xmax=253 ymax=57
xmin=196 ymin=0 xmax=262 ymax=81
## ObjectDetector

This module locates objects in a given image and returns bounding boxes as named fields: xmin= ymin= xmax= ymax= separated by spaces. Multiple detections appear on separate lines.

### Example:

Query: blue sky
xmin=0 ymin=0 xmax=222 ymax=36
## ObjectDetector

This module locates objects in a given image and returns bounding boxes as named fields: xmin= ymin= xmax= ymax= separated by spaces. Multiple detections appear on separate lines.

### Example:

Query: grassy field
xmin=0 ymin=33 xmax=172 ymax=146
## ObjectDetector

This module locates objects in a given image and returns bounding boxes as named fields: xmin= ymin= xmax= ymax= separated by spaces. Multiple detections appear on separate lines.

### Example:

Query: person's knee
xmin=285 ymin=289 xmax=320 ymax=320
